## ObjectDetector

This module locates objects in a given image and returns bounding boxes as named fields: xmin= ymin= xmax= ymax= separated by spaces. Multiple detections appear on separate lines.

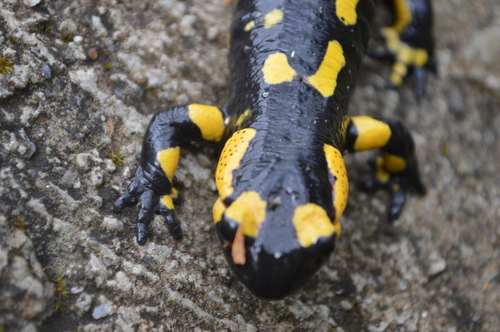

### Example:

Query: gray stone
xmin=0 ymin=0 xmax=498 ymax=331
xmin=92 ymin=295 xmax=113 ymax=320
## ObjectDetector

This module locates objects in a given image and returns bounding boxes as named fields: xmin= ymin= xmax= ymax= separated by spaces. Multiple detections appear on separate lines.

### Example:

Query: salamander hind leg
xmin=114 ymin=104 xmax=225 ymax=244
xmin=345 ymin=116 xmax=426 ymax=221
xmin=370 ymin=0 xmax=436 ymax=97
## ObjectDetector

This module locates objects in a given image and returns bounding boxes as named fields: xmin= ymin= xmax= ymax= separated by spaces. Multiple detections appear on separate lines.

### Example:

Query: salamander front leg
xmin=114 ymin=104 xmax=225 ymax=244
xmin=345 ymin=116 xmax=426 ymax=222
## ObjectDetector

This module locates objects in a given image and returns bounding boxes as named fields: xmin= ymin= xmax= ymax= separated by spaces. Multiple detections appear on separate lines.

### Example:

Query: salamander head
xmin=214 ymin=193 xmax=338 ymax=299
xmin=213 ymin=129 xmax=347 ymax=299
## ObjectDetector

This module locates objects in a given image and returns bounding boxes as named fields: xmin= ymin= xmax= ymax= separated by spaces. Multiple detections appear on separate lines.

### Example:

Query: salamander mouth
xmin=216 ymin=226 xmax=336 ymax=300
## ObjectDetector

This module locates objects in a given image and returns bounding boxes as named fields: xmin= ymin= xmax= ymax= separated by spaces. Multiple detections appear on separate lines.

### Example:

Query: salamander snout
xmin=214 ymin=194 xmax=337 ymax=299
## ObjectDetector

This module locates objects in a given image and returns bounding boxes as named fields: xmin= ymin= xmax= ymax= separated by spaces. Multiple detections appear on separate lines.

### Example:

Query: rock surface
xmin=0 ymin=0 xmax=499 ymax=331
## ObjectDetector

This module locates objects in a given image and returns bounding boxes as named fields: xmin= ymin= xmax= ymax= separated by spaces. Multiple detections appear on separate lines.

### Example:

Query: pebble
xmin=428 ymin=252 xmax=447 ymax=278
xmin=92 ymin=295 xmax=113 ymax=319
xmin=103 ymin=216 xmax=124 ymax=231
xmin=41 ymin=63 xmax=52 ymax=79
xmin=24 ymin=0 xmax=41 ymax=7
xmin=76 ymin=293 xmax=93 ymax=314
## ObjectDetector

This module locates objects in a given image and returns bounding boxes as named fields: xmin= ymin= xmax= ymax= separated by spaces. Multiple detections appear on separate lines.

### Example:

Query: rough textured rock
xmin=0 ymin=0 xmax=498 ymax=331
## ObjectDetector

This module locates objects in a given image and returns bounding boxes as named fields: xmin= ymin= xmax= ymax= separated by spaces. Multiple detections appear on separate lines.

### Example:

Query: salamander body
xmin=115 ymin=0 xmax=433 ymax=299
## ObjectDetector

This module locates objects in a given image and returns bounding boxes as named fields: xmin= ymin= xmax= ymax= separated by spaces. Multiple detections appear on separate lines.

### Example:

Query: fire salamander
xmin=114 ymin=0 xmax=434 ymax=299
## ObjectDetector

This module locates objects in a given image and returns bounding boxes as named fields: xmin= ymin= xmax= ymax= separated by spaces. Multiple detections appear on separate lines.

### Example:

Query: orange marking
xmin=232 ymin=223 xmax=246 ymax=265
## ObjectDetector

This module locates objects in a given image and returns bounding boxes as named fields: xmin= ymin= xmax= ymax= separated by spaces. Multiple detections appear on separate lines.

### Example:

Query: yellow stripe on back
xmin=216 ymin=129 xmax=256 ymax=199
xmin=336 ymin=0 xmax=360 ymax=25
xmin=324 ymin=144 xmax=348 ymax=230
xmin=264 ymin=9 xmax=284 ymax=28
xmin=262 ymin=53 xmax=297 ymax=84
xmin=306 ymin=40 xmax=345 ymax=97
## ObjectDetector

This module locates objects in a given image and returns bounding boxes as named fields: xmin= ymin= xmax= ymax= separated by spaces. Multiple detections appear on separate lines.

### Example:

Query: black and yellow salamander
xmin=114 ymin=0 xmax=434 ymax=299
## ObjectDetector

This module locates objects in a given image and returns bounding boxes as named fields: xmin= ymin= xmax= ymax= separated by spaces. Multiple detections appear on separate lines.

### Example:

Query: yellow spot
xmin=170 ymin=187 xmax=179 ymax=199
xmin=235 ymin=109 xmax=251 ymax=128
xmin=383 ymin=152 xmax=407 ymax=173
xmin=390 ymin=72 xmax=403 ymax=86
xmin=393 ymin=62 xmax=407 ymax=76
xmin=324 ymin=144 xmax=348 ymax=227
xmin=351 ymin=116 xmax=391 ymax=151
xmin=336 ymin=0 xmax=359 ymax=25
xmin=396 ymin=44 xmax=412 ymax=63
xmin=213 ymin=197 xmax=225 ymax=223
xmin=392 ymin=0 xmax=412 ymax=33
xmin=244 ymin=21 xmax=254 ymax=32
xmin=377 ymin=169 xmax=390 ymax=183
xmin=187 ymin=104 xmax=225 ymax=142
xmin=216 ymin=129 xmax=256 ymax=198
xmin=264 ymin=9 xmax=284 ymax=28
xmin=413 ymin=49 xmax=429 ymax=67
xmin=293 ymin=203 xmax=336 ymax=247
xmin=381 ymin=27 xmax=400 ymax=53
xmin=157 ymin=147 xmax=180 ymax=180
xmin=262 ymin=53 xmax=297 ymax=84
xmin=306 ymin=40 xmax=345 ymax=97
xmin=382 ymin=27 xmax=430 ymax=73
xmin=161 ymin=195 xmax=175 ymax=210
xmin=224 ymin=191 xmax=267 ymax=237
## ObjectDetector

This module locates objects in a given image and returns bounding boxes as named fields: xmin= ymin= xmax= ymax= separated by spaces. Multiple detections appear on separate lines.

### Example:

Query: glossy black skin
xmin=115 ymin=0 xmax=431 ymax=300
xmin=215 ymin=0 xmax=375 ymax=299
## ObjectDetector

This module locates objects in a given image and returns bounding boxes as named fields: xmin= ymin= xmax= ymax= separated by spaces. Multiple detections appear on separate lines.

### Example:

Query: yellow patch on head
xmin=324 ymin=144 xmax=348 ymax=227
xmin=382 ymin=152 xmax=406 ymax=173
xmin=157 ymin=147 xmax=180 ymax=180
xmin=262 ymin=52 xmax=297 ymax=84
xmin=264 ymin=9 xmax=284 ymax=28
xmin=216 ymin=129 xmax=256 ymax=198
xmin=305 ymin=40 xmax=345 ymax=97
xmin=351 ymin=116 xmax=392 ymax=151
xmin=187 ymin=104 xmax=225 ymax=142
xmin=224 ymin=191 xmax=267 ymax=237
xmin=292 ymin=203 xmax=336 ymax=247
xmin=213 ymin=197 xmax=225 ymax=223
xmin=336 ymin=0 xmax=360 ymax=25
